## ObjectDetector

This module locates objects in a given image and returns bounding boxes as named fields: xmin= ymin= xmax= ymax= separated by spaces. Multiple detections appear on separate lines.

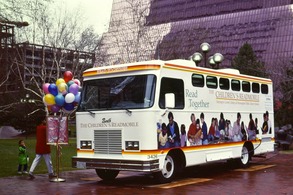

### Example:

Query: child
xmin=180 ymin=124 xmax=187 ymax=147
xmin=18 ymin=140 xmax=28 ymax=174
xmin=194 ymin=119 xmax=203 ymax=145
xmin=159 ymin=123 xmax=169 ymax=149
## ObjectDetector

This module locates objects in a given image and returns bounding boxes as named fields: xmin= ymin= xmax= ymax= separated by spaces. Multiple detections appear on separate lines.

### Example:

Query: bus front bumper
xmin=72 ymin=157 xmax=160 ymax=172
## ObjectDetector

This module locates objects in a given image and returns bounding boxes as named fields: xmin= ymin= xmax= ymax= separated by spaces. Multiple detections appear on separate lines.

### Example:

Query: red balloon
xmin=63 ymin=71 xmax=73 ymax=83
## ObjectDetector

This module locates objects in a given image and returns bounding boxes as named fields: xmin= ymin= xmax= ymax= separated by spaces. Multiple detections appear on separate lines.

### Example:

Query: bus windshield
xmin=78 ymin=74 xmax=156 ymax=111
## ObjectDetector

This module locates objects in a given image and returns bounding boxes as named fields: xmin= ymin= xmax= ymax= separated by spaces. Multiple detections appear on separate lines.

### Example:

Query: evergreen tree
xmin=232 ymin=43 xmax=267 ymax=77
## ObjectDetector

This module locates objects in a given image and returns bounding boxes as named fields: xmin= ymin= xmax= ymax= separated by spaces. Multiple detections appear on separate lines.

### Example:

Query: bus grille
xmin=94 ymin=130 xmax=122 ymax=154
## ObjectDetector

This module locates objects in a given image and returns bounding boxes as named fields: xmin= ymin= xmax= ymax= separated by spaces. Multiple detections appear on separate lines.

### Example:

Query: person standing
xmin=180 ymin=124 xmax=187 ymax=147
xmin=166 ymin=112 xmax=180 ymax=147
xmin=262 ymin=113 xmax=268 ymax=134
xmin=232 ymin=113 xmax=242 ymax=141
xmin=18 ymin=140 xmax=28 ymax=174
xmin=266 ymin=111 xmax=272 ymax=134
xmin=29 ymin=119 xmax=55 ymax=179
xmin=200 ymin=113 xmax=208 ymax=145
xmin=248 ymin=113 xmax=256 ymax=140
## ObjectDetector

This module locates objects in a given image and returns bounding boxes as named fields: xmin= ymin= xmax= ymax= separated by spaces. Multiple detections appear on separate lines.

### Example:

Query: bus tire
xmin=153 ymin=154 xmax=176 ymax=183
xmin=238 ymin=145 xmax=250 ymax=167
xmin=95 ymin=169 xmax=119 ymax=181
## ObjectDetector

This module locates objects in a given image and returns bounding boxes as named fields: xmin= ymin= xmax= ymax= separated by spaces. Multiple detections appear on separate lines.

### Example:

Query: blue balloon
xmin=48 ymin=84 xmax=58 ymax=96
xmin=74 ymin=92 xmax=81 ymax=103
xmin=55 ymin=94 xmax=65 ymax=106
xmin=64 ymin=103 xmax=74 ymax=111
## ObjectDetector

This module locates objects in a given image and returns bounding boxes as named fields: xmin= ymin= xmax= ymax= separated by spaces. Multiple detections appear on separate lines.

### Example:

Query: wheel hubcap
xmin=162 ymin=155 xmax=174 ymax=178
xmin=241 ymin=147 xmax=249 ymax=164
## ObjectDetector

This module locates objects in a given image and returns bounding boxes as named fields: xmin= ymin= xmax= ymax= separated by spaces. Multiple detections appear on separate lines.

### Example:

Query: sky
xmin=62 ymin=0 xmax=113 ymax=35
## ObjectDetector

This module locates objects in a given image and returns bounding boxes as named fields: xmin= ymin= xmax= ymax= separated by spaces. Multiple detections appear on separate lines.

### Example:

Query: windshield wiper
xmin=85 ymin=109 xmax=96 ymax=117
xmin=125 ymin=108 xmax=132 ymax=116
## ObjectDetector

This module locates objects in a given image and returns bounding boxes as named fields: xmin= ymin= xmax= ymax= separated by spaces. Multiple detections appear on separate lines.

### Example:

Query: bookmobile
xmin=72 ymin=59 xmax=274 ymax=183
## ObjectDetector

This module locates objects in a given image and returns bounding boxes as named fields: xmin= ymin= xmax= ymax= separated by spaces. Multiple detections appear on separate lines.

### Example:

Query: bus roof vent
xmin=165 ymin=59 xmax=196 ymax=68
xmin=217 ymin=68 xmax=240 ymax=75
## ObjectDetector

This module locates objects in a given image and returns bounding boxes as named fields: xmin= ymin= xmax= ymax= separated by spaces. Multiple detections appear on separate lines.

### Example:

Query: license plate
xmin=76 ymin=161 xmax=86 ymax=169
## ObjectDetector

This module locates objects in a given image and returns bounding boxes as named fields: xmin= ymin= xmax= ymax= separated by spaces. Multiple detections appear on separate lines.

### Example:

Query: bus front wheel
xmin=238 ymin=145 xmax=250 ymax=167
xmin=153 ymin=154 xmax=176 ymax=183
xmin=95 ymin=169 xmax=119 ymax=181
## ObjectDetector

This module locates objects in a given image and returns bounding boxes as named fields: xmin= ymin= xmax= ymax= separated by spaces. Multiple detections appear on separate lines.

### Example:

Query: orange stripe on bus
xmin=83 ymin=64 xmax=161 ymax=77
xmin=76 ymin=140 xmax=268 ymax=155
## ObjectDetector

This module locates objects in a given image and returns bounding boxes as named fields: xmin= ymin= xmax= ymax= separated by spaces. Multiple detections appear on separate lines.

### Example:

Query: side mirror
xmin=165 ymin=93 xmax=175 ymax=108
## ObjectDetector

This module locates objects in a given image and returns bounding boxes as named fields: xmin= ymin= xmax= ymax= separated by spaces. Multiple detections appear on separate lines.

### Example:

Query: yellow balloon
xmin=56 ymin=78 xmax=65 ymax=86
xmin=44 ymin=94 xmax=55 ymax=105
xmin=58 ymin=82 xmax=68 ymax=92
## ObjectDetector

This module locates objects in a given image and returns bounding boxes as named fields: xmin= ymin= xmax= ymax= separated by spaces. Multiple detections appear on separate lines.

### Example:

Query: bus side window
xmin=242 ymin=81 xmax=251 ymax=92
xmin=231 ymin=79 xmax=240 ymax=91
xmin=219 ymin=78 xmax=229 ymax=90
xmin=261 ymin=84 xmax=269 ymax=94
xmin=206 ymin=76 xmax=218 ymax=89
xmin=192 ymin=74 xmax=204 ymax=87
xmin=252 ymin=82 xmax=260 ymax=93
xmin=159 ymin=77 xmax=184 ymax=109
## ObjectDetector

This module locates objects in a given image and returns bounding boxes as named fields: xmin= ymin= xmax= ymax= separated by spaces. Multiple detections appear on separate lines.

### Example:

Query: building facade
xmin=101 ymin=0 xmax=293 ymax=97
xmin=0 ymin=22 xmax=95 ymax=94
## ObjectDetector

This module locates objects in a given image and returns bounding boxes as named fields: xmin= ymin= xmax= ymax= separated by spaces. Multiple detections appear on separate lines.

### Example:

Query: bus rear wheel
xmin=95 ymin=169 xmax=119 ymax=181
xmin=238 ymin=145 xmax=250 ymax=167
xmin=153 ymin=154 xmax=175 ymax=183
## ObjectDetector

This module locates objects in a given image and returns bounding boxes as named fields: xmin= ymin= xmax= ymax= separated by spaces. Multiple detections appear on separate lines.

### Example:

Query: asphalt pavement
xmin=1 ymin=150 xmax=293 ymax=195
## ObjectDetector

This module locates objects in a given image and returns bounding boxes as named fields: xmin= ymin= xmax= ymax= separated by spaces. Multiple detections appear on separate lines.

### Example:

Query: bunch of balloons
xmin=42 ymin=71 xmax=81 ymax=113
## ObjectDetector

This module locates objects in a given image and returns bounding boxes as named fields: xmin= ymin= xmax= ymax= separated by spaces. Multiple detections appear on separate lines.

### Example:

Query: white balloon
xmin=65 ymin=93 xmax=75 ymax=103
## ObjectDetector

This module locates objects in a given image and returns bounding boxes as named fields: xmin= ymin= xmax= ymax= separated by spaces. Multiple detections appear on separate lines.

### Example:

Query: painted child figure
xmin=18 ymin=140 xmax=28 ymax=174
xmin=159 ymin=123 xmax=169 ymax=149
xmin=180 ymin=124 xmax=187 ymax=147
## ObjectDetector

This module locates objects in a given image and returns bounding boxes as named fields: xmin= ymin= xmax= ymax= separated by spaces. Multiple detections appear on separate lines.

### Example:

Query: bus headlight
xmin=125 ymin=141 xmax=139 ymax=150
xmin=80 ymin=140 xmax=92 ymax=149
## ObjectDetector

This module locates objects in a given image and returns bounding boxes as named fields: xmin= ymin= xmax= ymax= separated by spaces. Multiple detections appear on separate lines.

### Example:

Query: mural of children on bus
xmin=200 ymin=113 xmax=208 ymax=145
xmin=166 ymin=112 xmax=180 ymax=147
xmin=188 ymin=113 xmax=202 ymax=146
xmin=156 ymin=111 xmax=271 ymax=149
xmin=158 ymin=123 xmax=168 ymax=149
xmin=180 ymin=124 xmax=187 ymax=147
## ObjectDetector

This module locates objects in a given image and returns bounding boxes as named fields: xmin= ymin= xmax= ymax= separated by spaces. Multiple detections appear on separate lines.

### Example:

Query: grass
xmin=0 ymin=137 xmax=77 ymax=178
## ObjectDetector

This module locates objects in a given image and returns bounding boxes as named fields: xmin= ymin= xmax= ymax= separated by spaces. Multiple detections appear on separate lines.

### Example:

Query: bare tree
xmin=0 ymin=0 xmax=99 ymax=131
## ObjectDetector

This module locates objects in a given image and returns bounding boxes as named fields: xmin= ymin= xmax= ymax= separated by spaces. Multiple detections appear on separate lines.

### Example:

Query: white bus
xmin=72 ymin=59 xmax=274 ymax=183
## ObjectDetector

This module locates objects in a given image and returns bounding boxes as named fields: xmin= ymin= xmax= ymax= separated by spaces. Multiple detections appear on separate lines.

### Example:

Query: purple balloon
xmin=48 ymin=84 xmax=58 ymax=96
xmin=51 ymin=104 xmax=60 ymax=113
xmin=69 ymin=83 xmax=79 ymax=95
